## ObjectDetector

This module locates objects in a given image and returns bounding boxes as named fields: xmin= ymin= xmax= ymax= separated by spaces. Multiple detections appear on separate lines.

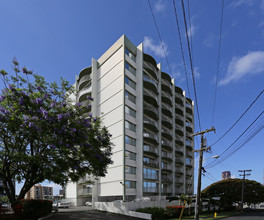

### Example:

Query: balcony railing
xmin=143 ymin=116 xmax=158 ymax=129
xmin=162 ymin=103 xmax=172 ymax=113
xmin=143 ymin=145 xmax=158 ymax=154
xmin=77 ymin=188 xmax=92 ymax=195
xmin=162 ymin=126 xmax=173 ymax=137
xmin=175 ymin=93 xmax=183 ymax=100
xmin=143 ymin=89 xmax=158 ymax=104
xmin=161 ymin=175 xmax=172 ymax=182
xmin=175 ymin=158 xmax=184 ymax=164
xmin=143 ymin=74 xmax=158 ymax=90
xmin=175 ymin=124 xmax=183 ymax=132
xmin=161 ymin=152 xmax=173 ymax=160
xmin=161 ymin=79 xmax=171 ymax=89
xmin=175 ymin=167 xmax=184 ymax=173
xmin=143 ymin=61 xmax=158 ymax=79
xmin=161 ymin=91 xmax=171 ymax=100
xmin=143 ymin=160 xmax=159 ymax=168
xmin=143 ymin=132 xmax=158 ymax=142
xmin=143 ymin=102 xmax=158 ymax=116
xmin=175 ymin=103 xmax=183 ymax=110
xmin=143 ymin=187 xmax=158 ymax=193
xmin=175 ymin=134 xmax=184 ymax=142
xmin=161 ymin=139 xmax=172 ymax=148
xmin=162 ymin=114 xmax=172 ymax=125
xmin=144 ymin=174 xmax=158 ymax=180
xmin=175 ymin=146 xmax=184 ymax=153
xmin=162 ymin=164 xmax=172 ymax=170
xmin=79 ymin=75 xmax=91 ymax=88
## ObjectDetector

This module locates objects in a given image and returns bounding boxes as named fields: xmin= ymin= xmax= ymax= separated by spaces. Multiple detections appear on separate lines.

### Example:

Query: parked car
xmin=132 ymin=197 xmax=151 ymax=202
xmin=85 ymin=201 xmax=92 ymax=206
xmin=53 ymin=201 xmax=69 ymax=208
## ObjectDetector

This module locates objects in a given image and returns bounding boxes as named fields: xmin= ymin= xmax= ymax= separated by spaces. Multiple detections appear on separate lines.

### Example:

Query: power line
xmin=147 ymin=0 xmax=173 ymax=77
xmin=206 ymin=110 xmax=264 ymax=168
xmin=211 ymin=0 xmax=225 ymax=126
xmin=181 ymin=0 xmax=202 ymax=131
xmin=172 ymin=0 xmax=191 ymax=98
xmin=210 ymin=89 xmax=264 ymax=146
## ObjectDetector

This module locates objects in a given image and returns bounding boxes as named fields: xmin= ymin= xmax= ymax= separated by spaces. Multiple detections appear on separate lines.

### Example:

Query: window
xmin=125 ymin=120 xmax=136 ymax=132
xmin=125 ymin=166 xmax=136 ymax=174
xmin=125 ymin=62 xmax=136 ymax=75
xmin=125 ymin=151 xmax=136 ymax=161
xmin=125 ymin=180 xmax=136 ymax=188
xmin=125 ymin=76 xmax=136 ymax=90
xmin=125 ymin=48 xmax=136 ymax=62
xmin=144 ymin=168 xmax=158 ymax=179
xmin=125 ymin=91 xmax=136 ymax=103
xmin=143 ymin=181 xmax=158 ymax=192
xmin=125 ymin=106 xmax=136 ymax=118
xmin=125 ymin=135 xmax=136 ymax=146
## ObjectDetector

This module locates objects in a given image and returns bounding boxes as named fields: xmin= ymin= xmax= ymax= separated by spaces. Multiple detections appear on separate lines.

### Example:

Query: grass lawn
xmin=171 ymin=211 xmax=240 ymax=220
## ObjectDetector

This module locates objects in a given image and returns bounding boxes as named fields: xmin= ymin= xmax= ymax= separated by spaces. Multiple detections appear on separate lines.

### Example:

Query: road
xmin=47 ymin=207 xmax=142 ymax=220
xmin=223 ymin=211 xmax=264 ymax=220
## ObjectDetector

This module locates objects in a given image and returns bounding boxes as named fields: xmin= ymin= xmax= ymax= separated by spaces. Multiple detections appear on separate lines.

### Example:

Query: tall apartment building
xmin=25 ymin=184 xmax=53 ymax=200
xmin=66 ymin=35 xmax=194 ymax=205
xmin=221 ymin=171 xmax=231 ymax=180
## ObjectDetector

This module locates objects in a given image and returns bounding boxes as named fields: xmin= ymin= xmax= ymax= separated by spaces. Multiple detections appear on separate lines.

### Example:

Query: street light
xmin=203 ymin=155 xmax=219 ymax=162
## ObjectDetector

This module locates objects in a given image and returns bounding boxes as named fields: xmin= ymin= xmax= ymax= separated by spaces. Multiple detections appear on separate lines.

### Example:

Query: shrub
xmin=165 ymin=205 xmax=183 ymax=218
xmin=14 ymin=199 xmax=52 ymax=219
xmin=136 ymin=207 xmax=166 ymax=220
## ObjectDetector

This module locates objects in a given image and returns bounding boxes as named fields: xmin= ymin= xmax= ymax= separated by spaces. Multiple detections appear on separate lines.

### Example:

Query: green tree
xmin=0 ymin=59 xmax=113 ymax=210
xmin=202 ymin=178 xmax=264 ymax=209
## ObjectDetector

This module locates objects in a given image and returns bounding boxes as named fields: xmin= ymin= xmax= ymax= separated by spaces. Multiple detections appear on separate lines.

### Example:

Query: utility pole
xmin=238 ymin=169 xmax=251 ymax=212
xmin=194 ymin=127 xmax=216 ymax=220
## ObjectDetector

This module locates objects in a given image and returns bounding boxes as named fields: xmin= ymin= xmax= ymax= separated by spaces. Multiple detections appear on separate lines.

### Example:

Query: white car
xmin=85 ymin=201 xmax=92 ymax=206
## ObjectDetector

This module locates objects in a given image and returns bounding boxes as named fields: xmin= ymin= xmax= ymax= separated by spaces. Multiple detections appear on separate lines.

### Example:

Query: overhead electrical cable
xmin=211 ymin=0 xmax=225 ymax=126
xmin=181 ymin=0 xmax=202 ymax=131
xmin=210 ymin=89 xmax=264 ymax=146
xmin=172 ymin=0 xmax=191 ymax=98
xmin=147 ymin=0 xmax=173 ymax=77
xmin=206 ymin=110 xmax=264 ymax=168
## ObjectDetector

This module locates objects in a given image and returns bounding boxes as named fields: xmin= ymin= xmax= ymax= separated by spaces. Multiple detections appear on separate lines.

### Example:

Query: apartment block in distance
xmin=66 ymin=35 xmax=195 ymax=205
xmin=25 ymin=184 xmax=53 ymax=200
xmin=221 ymin=171 xmax=231 ymax=180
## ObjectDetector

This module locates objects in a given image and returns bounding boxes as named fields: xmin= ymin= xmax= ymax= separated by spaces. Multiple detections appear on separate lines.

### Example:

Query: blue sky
xmin=0 ymin=0 xmax=264 ymax=195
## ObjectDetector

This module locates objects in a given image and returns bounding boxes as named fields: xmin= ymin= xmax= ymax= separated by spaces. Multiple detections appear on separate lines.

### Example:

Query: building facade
xmin=221 ymin=171 xmax=231 ymax=180
xmin=25 ymin=184 xmax=53 ymax=200
xmin=66 ymin=35 xmax=194 ymax=205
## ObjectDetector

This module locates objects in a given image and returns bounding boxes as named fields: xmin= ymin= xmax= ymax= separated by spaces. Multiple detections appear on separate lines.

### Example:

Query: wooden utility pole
xmin=238 ymin=169 xmax=251 ymax=212
xmin=194 ymin=127 xmax=216 ymax=220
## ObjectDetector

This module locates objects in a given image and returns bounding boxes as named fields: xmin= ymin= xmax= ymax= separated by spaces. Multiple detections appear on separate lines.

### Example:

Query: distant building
xmin=25 ymin=184 xmax=53 ymax=199
xmin=222 ymin=171 xmax=231 ymax=180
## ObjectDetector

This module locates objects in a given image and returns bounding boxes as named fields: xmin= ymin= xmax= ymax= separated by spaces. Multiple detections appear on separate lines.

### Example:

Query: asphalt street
xmin=221 ymin=211 xmax=264 ymax=220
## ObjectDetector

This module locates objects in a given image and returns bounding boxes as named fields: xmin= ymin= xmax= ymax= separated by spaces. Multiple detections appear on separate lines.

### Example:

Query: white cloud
xmin=203 ymin=33 xmax=215 ymax=48
xmin=219 ymin=51 xmax=264 ymax=85
xmin=193 ymin=67 xmax=200 ymax=79
xmin=231 ymin=175 xmax=236 ymax=179
xmin=187 ymin=24 xmax=199 ymax=38
xmin=230 ymin=0 xmax=255 ymax=7
xmin=143 ymin=36 xmax=168 ymax=58
xmin=154 ymin=0 xmax=166 ymax=13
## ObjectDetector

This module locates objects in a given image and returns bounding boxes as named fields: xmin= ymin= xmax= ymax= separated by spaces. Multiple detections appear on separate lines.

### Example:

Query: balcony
xmin=143 ymin=89 xmax=158 ymax=107
xmin=162 ymin=115 xmax=172 ymax=129
xmin=161 ymin=139 xmax=173 ymax=151
xmin=175 ymin=134 xmax=184 ymax=142
xmin=161 ymin=72 xmax=171 ymax=84
xmin=175 ymin=106 xmax=183 ymax=116
xmin=161 ymin=152 xmax=173 ymax=161
xmin=175 ymin=177 xmax=184 ymax=184
xmin=143 ymin=116 xmax=158 ymax=132
xmin=186 ymin=130 xmax=193 ymax=138
xmin=175 ymin=103 xmax=183 ymax=111
xmin=143 ymin=131 xmax=158 ymax=145
xmin=175 ymin=146 xmax=184 ymax=155
xmin=143 ymin=187 xmax=158 ymax=193
xmin=162 ymin=103 xmax=172 ymax=117
xmin=186 ymin=105 xmax=193 ymax=115
xmin=143 ymin=160 xmax=159 ymax=168
xmin=175 ymin=167 xmax=184 ymax=175
xmin=161 ymin=188 xmax=172 ymax=194
xmin=186 ymin=140 xmax=192 ymax=149
xmin=143 ymin=61 xmax=158 ymax=81
xmin=175 ymin=158 xmax=184 ymax=165
xmin=161 ymin=91 xmax=172 ymax=106
xmin=144 ymin=174 xmax=158 ymax=180
xmin=186 ymin=169 xmax=193 ymax=176
xmin=162 ymin=126 xmax=173 ymax=140
xmin=143 ymin=74 xmax=158 ymax=94
xmin=78 ymin=75 xmax=91 ymax=91
xmin=143 ymin=102 xmax=158 ymax=120
xmin=77 ymin=188 xmax=92 ymax=196
xmin=143 ymin=145 xmax=158 ymax=156
xmin=175 ymin=125 xmax=184 ymax=136
xmin=161 ymin=175 xmax=172 ymax=182
xmin=161 ymin=163 xmax=172 ymax=171
xmin=161 ymin=79 xmax=172 ymax=94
